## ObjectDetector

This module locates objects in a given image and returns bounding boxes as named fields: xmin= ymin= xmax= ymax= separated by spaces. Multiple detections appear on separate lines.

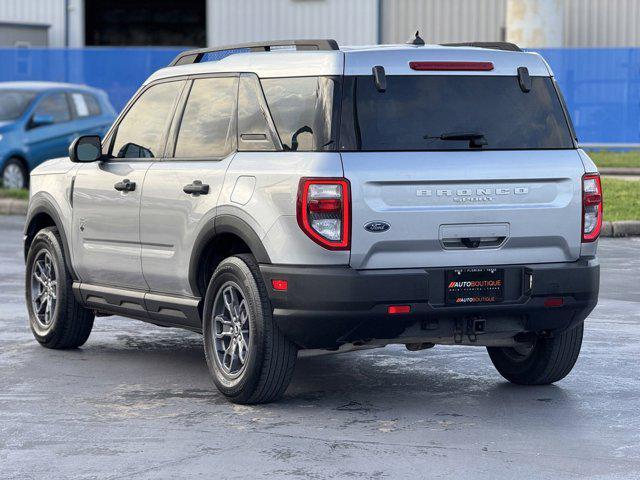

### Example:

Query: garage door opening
xmin=85 ymin=0 xmax=206 ymax=47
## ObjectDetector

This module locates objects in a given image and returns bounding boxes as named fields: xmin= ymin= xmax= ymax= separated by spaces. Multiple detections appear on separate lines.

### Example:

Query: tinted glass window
xmin=112 ymin=81 xmax=183 ymax=158
xmin=0 ymin=90 xmax=36 ymax=121
xmin=174 ymin=77 xmax=237 ymax=158
xmin=34 ymin=93 xmax=71 ymax=123
xmin=84 ymin=94 xmax=102 ymax=116
xmin=340 ymin=75 xmax=574 ymax=151
xmin=261 ymin=77 xmax=339 ymax=152
xmin=238 ymin=75 xmax=276 ymax=152
xmin=71 ymin=93 xmax=102 ymax=117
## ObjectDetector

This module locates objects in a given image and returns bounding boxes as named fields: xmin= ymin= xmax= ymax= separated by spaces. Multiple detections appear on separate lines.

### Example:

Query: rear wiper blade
xmin=438 ymin=132 xmax=488 ymax=148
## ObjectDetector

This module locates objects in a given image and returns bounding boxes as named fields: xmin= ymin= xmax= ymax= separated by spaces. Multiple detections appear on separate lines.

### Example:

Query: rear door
xmin=339 ymin=62 xmax=584 ymax=270
xmin=140 ymin=74 xmax=239 ymax=297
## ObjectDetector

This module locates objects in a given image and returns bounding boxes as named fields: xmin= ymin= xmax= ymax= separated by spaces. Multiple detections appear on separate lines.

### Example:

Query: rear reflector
xmin=544 ymin=297 xmax=564 ymax=308
xmin=388 ymin=305 xmax=411 ymax=314
xmin=409 ymin=61 xmax=494 ymax=71
xmin=271 ymin=279 xmax=288 ymax=291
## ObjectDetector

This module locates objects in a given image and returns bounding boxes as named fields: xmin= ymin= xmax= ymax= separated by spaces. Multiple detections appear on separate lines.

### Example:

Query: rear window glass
xmin=339 ymin=75 xmax=574 ymax=151
xmin=261 ymin=76 xmax=340 ymax=152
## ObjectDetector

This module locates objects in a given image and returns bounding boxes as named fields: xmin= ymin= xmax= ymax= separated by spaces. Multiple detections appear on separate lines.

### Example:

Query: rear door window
xmin=238 ymin=74 xmax=277 ymax=151
xmin=111 ymin=80 xmax=183 ymax=158
xmin=261 ymin=76 xmax=339 ymax=152
xmin=174 ymin=76 xmax=238 ymax=158
xmin=339 ymin=75 xmax=575 ymax=151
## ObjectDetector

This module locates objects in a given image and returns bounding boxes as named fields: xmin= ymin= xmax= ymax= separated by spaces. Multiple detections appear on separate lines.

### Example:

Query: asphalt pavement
xmin=1 ymin=214 xmax=639 ymax=479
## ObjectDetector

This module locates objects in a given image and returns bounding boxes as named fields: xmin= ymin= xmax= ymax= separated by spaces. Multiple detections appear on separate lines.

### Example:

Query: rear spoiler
xmin=440 ymin=42 xmax=522 ymax=52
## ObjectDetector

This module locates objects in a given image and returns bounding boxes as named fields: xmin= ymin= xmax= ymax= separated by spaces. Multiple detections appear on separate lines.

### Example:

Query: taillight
xmin=582 ymin=173 xmax=603 ymax=242
xmin=297 ymin=178 xmax=350 ymax=250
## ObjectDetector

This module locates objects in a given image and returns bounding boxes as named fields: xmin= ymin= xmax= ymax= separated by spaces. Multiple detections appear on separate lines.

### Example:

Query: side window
xmin=33 ymin=93 xmax=71 ymax=124
xmin=71 ymin=93 xmax=102 ymax=117
xmin=260 ymin=77 xmax=338 ymax=152
xmin=174 ymin=77 xmax=237 ymax=158
xmin=111 ymin=81 xmax=183 ymax=159
xmin=238 ymin=75 xmax=277 ymax=152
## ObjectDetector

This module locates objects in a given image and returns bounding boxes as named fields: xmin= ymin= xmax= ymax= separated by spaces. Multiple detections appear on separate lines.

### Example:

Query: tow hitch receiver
xmin=454 ymin=318 xmax=487 ymax=343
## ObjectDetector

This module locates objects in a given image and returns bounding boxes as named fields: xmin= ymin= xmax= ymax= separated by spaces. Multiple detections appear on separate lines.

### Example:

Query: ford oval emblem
xmin=364 ymin=221 xmax=390 ymax=233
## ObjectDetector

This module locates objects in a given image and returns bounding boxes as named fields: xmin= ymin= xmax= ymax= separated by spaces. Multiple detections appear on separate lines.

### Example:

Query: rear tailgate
xmin=344 ymin=150 xmax=585 ymax=269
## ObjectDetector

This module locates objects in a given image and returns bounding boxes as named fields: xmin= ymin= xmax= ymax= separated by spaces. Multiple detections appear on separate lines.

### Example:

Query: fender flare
xmin=188 ymin=214 xmax=271 ymax=296
xmin=24 ymin=193 xmax=78 ymax=280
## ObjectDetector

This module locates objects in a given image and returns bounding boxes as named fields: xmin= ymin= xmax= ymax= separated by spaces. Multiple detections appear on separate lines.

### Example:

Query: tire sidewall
xmin=203 ymin=256 xmax=268 ymax=398
xmin=25 ymin=229 xmax=66 ymax=342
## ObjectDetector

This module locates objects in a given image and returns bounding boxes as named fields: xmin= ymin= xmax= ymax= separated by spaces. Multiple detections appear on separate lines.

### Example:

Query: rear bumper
xmin=260 ymin=259 xmax=599 ymax=349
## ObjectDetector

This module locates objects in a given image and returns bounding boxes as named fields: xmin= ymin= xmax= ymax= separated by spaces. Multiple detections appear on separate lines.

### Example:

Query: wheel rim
xmin=3 ymin=163 xmax=25 ymax=189
xmin=212 ymin=282 xmax=251 ymax=379
xmin=30 ymin=250 xmax=57 ymax=328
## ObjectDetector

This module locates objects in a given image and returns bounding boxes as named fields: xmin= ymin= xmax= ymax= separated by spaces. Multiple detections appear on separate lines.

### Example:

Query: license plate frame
xmin=445 ymin=267 xmax=504 ymax=305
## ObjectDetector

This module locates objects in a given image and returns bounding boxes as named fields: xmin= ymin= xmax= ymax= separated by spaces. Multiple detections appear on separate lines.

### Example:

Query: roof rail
xmin=168 ymin=39 xmax=340 ymax=66
xmin=440 ymin=42 xmax=522 ymax=52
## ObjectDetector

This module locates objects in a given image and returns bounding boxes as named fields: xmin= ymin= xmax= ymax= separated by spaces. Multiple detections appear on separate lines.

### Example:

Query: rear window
xmin=339 ymin=75 xmax=575 ymax=151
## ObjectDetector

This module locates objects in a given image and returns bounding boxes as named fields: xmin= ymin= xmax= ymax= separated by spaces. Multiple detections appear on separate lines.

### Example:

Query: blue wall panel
xmin=0 ymin=47 xmax=638 ymax=144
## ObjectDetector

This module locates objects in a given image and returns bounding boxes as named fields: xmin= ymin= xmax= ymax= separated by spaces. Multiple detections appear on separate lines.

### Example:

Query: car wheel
xmin=203 ymin=254 xmax=297 ymax=404
xmin=2 ymin=158 xmax=28 ymax=189
xmin=487 ymin=322 xmax=583 ymax=385
xmin=25 ymin=227 xmax=94 ymax=349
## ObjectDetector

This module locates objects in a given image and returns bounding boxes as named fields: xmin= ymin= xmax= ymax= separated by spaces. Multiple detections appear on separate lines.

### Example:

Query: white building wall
xmin=381 ymin=0 xmax=507 ymax=44
xmin=0 ymin=0 xmax=84 ymax=47
xmin=207 ymin=0 xmax=379 ymax=47
xmin=565 ymin=0 xmax=640 ymax=47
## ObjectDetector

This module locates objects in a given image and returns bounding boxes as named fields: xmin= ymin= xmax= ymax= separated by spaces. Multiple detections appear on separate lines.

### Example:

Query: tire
xmin=487 ymin=323 xmax=584 ymax=385
xmin=203 ymin=254 xmax=297 ymax=404
xmin=25 ymin=227 xmax=94 ymax=349
xmin=2 ymin=157 xmax=28 ymax=189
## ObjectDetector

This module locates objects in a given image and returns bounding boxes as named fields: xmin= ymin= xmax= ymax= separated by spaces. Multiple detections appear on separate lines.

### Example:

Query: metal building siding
xmin=565 ymin=0 xmax=640 ymax=47
xmin=207 ymin=0 xmax=378 ymax=47
xmin=381 ymin=0 xmax=507 ymax=44
xmin=0 ymin=0 xmax=64 ymax=46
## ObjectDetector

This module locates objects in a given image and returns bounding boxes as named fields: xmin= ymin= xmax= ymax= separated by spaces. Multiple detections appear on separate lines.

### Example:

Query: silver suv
xmin=24 ymin=38 xmax=601 ymax=404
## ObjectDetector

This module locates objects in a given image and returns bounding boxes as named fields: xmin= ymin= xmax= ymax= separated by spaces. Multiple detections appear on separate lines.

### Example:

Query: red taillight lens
xmin=297 ymin=178 xmax=350 ymax=250
xmin=409 ymin=61 xmax=494 ymax=71
xmin=582 ymin=174 xmax=603 ymax=242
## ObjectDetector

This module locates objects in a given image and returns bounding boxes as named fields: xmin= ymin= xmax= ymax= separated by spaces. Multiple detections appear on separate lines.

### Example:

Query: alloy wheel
xmin=2 ymin=163 xmax=25 ymax=189
xmin=212 ymin=282 xmax=251 ymax=378
xmin=31 ymin=250 xmax=58 ymax=328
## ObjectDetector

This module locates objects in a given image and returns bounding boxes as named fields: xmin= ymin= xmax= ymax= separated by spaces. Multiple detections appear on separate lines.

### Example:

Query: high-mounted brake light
xmin=409 ymin=61 xmax=494 ymax=71
xmin=582 ymin=173 xmax=603 ymax=242
xmin=297 ymin=178 xmax=350 ymax=250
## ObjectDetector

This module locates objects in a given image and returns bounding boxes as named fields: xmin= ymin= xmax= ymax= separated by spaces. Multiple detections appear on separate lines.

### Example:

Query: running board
xmin=72 ymin=282 xmax=202 ymax=332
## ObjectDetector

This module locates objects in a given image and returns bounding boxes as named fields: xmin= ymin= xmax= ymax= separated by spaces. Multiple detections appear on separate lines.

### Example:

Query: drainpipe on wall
xmin=377 ymin=0 xmax=383 ymax=45
xmin=64 ymin=0 xmax=70 ymax=47
xmin=506 ymin=0 xmax=564 ymax=48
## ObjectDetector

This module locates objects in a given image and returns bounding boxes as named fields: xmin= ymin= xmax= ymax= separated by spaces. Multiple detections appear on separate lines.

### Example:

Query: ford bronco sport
xmin=24 ymin=37 xmax=601 ymax=404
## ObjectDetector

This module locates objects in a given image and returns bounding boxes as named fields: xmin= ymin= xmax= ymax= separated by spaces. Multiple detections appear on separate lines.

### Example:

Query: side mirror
xmin=30 ymin=114 xmax=55 ymax=129
xmin=70 ymin=135 xmax=102 ymax=163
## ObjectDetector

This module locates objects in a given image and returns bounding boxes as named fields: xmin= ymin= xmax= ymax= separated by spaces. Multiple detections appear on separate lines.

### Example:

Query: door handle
xmin=183 ymin=180 xmax=209 ymax=195
xmin=114 ymin=179 xmax=136 ymax=192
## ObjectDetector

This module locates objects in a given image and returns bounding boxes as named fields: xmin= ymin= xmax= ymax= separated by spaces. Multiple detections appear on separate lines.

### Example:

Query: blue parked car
xmin=0 ymin=82 xmax=116 ymax=189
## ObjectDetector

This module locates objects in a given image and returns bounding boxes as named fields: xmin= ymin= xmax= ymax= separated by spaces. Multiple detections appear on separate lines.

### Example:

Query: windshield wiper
xmin=424 ymin=132 xmax=488 ymax=148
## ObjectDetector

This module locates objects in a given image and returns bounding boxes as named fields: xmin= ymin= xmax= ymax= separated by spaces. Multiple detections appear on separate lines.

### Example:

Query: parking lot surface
xmin=1 ymin=215 xmax=639 ymax=479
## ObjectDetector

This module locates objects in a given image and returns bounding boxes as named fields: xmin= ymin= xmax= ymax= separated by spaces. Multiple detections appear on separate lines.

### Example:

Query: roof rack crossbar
xmin=169 ymin=39 xmax=340 ymax=66
xmin=440 ymin=42 xmax=522 ymax=52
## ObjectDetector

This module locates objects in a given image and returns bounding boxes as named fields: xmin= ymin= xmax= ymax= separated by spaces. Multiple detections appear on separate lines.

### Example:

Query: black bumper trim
xmin=260 ymin=260 xmax=599 ymax=349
